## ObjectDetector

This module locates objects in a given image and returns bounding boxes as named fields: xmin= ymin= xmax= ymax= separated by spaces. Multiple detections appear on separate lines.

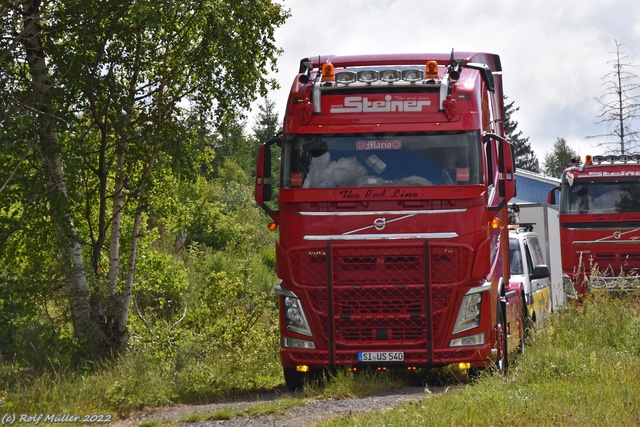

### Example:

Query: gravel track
xmin=112 ymin=385 xmax=449 ymax=426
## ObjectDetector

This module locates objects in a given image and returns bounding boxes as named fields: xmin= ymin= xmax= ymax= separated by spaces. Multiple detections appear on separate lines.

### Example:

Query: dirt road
xmin=112 ymin=385 xmax=449 ymax=426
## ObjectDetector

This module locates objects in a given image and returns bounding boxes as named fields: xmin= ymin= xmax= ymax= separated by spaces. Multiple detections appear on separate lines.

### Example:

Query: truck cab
xmin=508 ymin=222 xmax=552 ymax=330
xmin=548 ymin=154 xmax=640 ymax=297
xmin=256 ymin=51 xmax=520 ymax=390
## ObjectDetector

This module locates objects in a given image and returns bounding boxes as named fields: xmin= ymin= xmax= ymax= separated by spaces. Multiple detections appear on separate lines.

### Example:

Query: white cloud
xmin=256 ymin=0 xmax=640 ymax=162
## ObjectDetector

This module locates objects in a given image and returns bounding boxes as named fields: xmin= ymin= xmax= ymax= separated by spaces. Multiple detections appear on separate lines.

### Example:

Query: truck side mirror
xmin=531 ymin=265 xmax=551 ymax=280
xmin=486 ymin=133 xmax=516 ymax=199
xmin=263 ymin=183 xmax=272 ymax=202
xmin=547 ymin=185 xmax=560 ymax=205
xmin=255 ymin=134 xmax=281 ymax=220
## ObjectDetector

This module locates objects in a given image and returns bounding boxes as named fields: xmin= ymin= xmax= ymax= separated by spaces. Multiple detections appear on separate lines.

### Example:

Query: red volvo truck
xmin=548 ymin=154 xmax=640 ymax=298
xmin=255 ymin=51 xmax=522 ymax=390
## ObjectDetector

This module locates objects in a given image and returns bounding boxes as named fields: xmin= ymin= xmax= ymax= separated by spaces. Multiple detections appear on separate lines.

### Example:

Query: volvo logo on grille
xmin=613 ymin=231 xmax=622 ymax=239
xmin=373 ymin=218 xmax=387 ymax=231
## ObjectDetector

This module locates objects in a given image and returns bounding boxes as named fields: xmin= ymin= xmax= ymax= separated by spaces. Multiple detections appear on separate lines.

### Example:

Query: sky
xmin=257 ymin=0 xmax=640 ymax=166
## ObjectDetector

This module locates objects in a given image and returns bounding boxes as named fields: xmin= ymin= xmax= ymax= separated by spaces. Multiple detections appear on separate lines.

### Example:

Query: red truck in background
xmin=255 ymin=51 xmax=522 ymax=390
xmin=548 ymin=154 xmax=640 ymax=298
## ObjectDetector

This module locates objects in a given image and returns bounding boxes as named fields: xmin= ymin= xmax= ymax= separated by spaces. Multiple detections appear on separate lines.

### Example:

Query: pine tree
xmin=252 ymin=98 xmax=281 ymax=145
xmin=504 ymin=96 xmax=539 ymax=172
xmin=543 ymin=138 xmax=578 ymax=178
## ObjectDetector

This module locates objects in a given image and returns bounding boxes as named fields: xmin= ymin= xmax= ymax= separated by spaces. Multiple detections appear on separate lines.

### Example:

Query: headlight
xmin=452 ymin=285 xmax=488 ymax=335
xmin=275 ymin=287 xmax=313 ymax=336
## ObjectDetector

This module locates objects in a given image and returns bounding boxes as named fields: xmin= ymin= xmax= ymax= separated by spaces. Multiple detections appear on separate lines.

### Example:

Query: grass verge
xmin=320 ymin=294 xmax=640 ymax=426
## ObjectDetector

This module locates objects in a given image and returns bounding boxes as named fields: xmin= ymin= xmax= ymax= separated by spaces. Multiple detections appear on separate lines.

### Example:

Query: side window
xmin=484 ymin=140 xmax=494 ymax=185
xmin=527 ymin=236 xmax=546 ymax=267
xmin=523 ymin=242 xmax=534 ymax=274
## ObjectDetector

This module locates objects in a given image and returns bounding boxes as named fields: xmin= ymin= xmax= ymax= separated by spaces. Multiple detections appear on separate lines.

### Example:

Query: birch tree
xmin=1 ymin=0 xmax=289 ymax=355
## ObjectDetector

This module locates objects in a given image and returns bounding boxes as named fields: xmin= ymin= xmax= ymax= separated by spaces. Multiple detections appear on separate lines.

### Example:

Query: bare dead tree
xmin=587 ymin=39 xmax=640 ymax=155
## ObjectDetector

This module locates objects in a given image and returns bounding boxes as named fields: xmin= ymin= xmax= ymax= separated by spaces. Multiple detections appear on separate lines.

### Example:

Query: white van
xmin=509 ymin=224 xmax=552 ymax=335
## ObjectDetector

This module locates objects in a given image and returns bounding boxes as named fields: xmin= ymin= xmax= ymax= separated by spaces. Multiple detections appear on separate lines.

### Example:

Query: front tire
xmin=283 ymin=368 xmax=305 ymax=391
xmin=283 ymin=368 xmax=323 ymax=392
xmin=495 ymin=300 xmax=509 ymax=374
xmin=523 ymin=303 xmax=536 ymax=348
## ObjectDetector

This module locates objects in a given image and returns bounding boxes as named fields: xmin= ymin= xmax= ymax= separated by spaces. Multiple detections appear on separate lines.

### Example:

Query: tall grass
xmin=322 ymin=294 xmax=640 ymax=426
xmin=2 ymin=292 xmax=639 ymax=425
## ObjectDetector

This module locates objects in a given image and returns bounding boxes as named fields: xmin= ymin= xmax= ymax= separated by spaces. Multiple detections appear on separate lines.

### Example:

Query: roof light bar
xmin=587 ymin=154 xmax=640 ymax=164
xmin=330 ymin=65 xmax=446 ymax=86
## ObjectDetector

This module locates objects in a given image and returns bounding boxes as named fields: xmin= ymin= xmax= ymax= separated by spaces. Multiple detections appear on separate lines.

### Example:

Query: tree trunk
xmin=21 ymin=0 xmax=100 ymax=351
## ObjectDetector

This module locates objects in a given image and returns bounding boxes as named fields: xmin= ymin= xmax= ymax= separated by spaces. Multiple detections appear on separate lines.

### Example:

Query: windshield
xmin=560 ymin=180 xmax=640 ymax=214
xmin=281 ymin=131 xmax=482 ymax=188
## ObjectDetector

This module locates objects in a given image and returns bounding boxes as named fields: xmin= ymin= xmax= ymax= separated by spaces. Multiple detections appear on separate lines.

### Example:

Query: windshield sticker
xmin=456 ymin=168 xmax=470 ymax=182
xmin=290 ymin=172 xmax=303 ymax=187
xmin=356 ymin=140 xmax=402 ymax=151
xmin=336 ymin=188 xmax=424 ymax=200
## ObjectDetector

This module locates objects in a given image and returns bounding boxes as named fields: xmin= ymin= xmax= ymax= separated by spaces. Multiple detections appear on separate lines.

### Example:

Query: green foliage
xmin=252 ymin=98 xmax=282 ymax=146
xmin=2 ymin=0 xmax=286 ymax=406
xmin=543 ymin=137 xmax=579 ymax=178
xmin=504 ymin=96 xmax=539 ymax=172
xmin=133 ymin=248 xmax=189 ymax=320
xmin=1 ymin=241 xmax=281 ymax=412
xmin=1 ymin=0 xmax=289 ymax=357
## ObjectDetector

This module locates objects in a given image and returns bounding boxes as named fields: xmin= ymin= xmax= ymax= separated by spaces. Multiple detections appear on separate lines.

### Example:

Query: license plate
xmin=357 ymin=351 xmax=404 ymax=362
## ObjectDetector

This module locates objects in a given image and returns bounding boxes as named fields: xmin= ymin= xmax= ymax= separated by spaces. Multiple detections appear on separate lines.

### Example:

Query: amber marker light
xmin=490 ymin=217 xmax=501 ymax=229
xmin=268 ymin=222 xmax=278 ymax=231
xmin=321 ymin=62 xmax=335 ymax=82
xmin=425 ymin=60 xmax=439 ymax=79
xmin=585 ymin=155 xmax=593 ymax=165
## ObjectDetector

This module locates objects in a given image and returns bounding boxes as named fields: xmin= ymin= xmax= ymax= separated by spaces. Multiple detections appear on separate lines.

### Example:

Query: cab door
xmin=523 ymin=236 xmax=552 ymax=322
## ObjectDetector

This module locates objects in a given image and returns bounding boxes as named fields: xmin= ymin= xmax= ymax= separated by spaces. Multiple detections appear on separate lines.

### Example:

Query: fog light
xmin=296 ymin=365 xmax=310 ymax=373
xmin=283 ymin=336 xmax=316 ymax=349
xmin=450 ymin=332 xmax=486 ymax=347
